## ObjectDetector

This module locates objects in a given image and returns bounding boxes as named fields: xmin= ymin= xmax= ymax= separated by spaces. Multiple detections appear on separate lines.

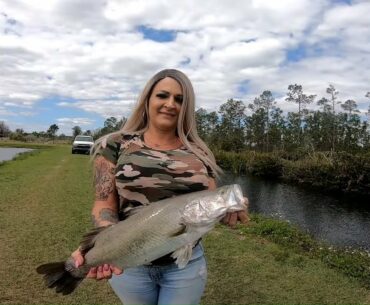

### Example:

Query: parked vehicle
xmin=72 ymin=135 xmax=94 ymax=154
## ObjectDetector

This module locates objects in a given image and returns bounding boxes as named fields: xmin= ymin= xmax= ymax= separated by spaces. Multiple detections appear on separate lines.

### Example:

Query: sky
xmin=1 ymin=0 xmax=370 ymax=135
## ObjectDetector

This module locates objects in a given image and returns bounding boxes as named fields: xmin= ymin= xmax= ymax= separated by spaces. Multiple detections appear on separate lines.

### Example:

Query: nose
xmin=164 ymin=96 xmax=176 ymax=108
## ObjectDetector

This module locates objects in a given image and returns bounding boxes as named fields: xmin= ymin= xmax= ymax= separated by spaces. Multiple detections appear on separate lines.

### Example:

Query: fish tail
xmin=36 ymin=261 xmax=83 ymax=295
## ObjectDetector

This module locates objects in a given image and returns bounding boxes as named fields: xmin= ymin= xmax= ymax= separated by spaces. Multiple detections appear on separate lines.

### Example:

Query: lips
xmin=159 ymin=112 xmax=176 ymax=117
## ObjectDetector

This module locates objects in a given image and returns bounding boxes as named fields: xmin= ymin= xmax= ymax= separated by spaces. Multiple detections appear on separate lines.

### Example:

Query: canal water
xmin=222 ymin=174 xmax=370 ymax=250
xmin=0 ymin=147 xmax=33 ymax=162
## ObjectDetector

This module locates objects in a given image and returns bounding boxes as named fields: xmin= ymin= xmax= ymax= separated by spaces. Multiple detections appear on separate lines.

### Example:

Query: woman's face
xmin=147 ymin=77 xmax=183 ymax=132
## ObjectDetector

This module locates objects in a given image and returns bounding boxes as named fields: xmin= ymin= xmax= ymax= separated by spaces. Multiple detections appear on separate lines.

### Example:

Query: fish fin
xmin=171 ymin=244 xmax=193 ymax=269
xmin=169 ymin=224 xmax=187 ymax=237
xmin=36 ymin=261 xmax=83 ymax=295
xmin=79 ymin=226 xmax=111 ymax=255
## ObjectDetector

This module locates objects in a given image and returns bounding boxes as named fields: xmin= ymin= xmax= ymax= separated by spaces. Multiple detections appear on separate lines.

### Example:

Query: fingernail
xmin=104 ymin=265 xmax=109 ymax=271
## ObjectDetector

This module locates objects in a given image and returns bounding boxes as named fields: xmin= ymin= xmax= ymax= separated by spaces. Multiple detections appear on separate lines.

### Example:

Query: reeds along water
xmin=215 ymin=150 xmax=370 ymax=196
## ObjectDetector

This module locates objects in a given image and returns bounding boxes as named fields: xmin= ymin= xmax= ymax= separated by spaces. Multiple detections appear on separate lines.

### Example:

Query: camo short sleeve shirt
xmin=95 ymin=133 xmax=215 ymax=219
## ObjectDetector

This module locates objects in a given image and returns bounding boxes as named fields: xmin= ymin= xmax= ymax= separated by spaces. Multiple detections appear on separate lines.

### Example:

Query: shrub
xmin=245 ymin=153 xmax=283 ymax=178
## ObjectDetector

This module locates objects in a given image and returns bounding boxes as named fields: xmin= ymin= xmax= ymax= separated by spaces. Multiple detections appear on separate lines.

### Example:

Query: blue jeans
xmin=109 ymin=244 xmax=207 ymax=305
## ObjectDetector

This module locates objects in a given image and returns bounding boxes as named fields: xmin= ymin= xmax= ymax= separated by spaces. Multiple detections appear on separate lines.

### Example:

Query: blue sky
xmin=0 ymin=0 xmax=369 ymax=135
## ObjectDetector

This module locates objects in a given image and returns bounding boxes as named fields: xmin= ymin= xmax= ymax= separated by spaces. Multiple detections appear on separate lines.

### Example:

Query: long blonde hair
xmin=93 ymin=68 xmax=222 ymax=178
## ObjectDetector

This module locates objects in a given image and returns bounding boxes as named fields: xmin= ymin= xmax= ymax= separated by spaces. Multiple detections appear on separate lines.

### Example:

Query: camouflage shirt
xmin=96 ymin=133 xmax=214 ymax=220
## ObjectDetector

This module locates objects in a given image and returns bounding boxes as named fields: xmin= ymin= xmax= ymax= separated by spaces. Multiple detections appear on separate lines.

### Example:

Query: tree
xmin=317 ymin=97 xmax=332 ymax=113
xmin=326 ymin=84 xmax=341 ymax=115
xmin=95 ymin=117 xmax=127 ymax=138
xmin=47 ymin=124 xmax=59 ymax=142
xmin=9 ymin=128 xmax=25 ymax=141
xmin=196 ymin=108 xmax=210 ymax=141
xmin=304 ymin=110 xmax=332 ymax=151
xmin=0 ymin=121 xmax=10 ymax=137
xmin=341 ymin=99 xmax=359 ymax=116
xmin=116 ymin=117 xmax=127 ymax=130
xmin=104 ymin=117 xmax=118 ymax=132
xmin=286 ymin=84 xmax=316 ymax=118
xmin=335 ymin=112 xmax=363 ymax=151
xmin=268 ymin=107 xmax=285 ymax=151
xmin=283 ymin=112 xmax=301 ymax=151
xmin=285 ymin=84 xmax=316 ymax=147
xmin=195 ymin=108 xmax=220 ymax=146
xmin=72 ymin=126 xmax=82 ymax=138
xmin=249 ymin=90 xmax=276 ymax=151
xmin=325 ymin=85 xmax=342 ymax=151
xmin=246 ymin=108 xmax=267 ymax=151
xmin=58 ymin=133 xmax=69 ymax=141
xmin=218 ymin=99 xmax=247 ymax=151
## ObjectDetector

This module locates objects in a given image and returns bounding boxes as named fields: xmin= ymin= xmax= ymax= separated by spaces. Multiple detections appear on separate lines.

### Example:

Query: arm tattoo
xmin=100 ymin=208 xmax=119 ymax=223
xmin=91 ymin=208 xmax=119 ymax=227
xmin=94 ymin=159 xmax=115 ymax=200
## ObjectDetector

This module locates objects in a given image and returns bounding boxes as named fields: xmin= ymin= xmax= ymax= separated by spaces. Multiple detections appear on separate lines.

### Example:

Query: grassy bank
xmin=215 ymin=150 xmax=370 ymax=197
xmin=0 ymin=140 xmax=56 ymax=149
xmin=0 ymin=141 xmax=56 ymax=167
xmin=0 ymin=146 xmax=369 ymax=304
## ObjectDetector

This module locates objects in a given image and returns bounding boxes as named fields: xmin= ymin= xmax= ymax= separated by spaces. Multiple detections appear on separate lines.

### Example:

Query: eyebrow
xmin=157 ymin=90 xmax=183 ymax=97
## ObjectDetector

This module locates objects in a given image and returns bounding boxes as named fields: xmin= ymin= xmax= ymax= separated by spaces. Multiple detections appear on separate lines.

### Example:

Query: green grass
xmin=0 ymin=146 xmax=369 ymax=304
xmin=0 ymin=140 xmax=55 ymax=149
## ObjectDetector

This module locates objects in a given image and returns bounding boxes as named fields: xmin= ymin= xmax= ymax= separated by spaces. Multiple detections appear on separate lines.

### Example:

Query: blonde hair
xmin=93 ymin=68 xmax=222 ymax=178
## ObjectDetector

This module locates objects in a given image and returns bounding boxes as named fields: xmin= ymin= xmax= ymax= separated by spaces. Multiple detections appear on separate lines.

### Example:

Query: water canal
xmin=0 ymin=147 xmax=33 ymax=162
xmin=222 ymin=174 xmax=370 ymax=250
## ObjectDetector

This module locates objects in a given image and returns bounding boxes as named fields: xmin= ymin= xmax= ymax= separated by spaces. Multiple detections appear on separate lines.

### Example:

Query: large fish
xmin=36 ymin=184 xmax=246 ymax=295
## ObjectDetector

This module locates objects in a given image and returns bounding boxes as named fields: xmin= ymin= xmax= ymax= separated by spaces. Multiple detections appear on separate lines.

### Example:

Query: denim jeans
xmin=109 ymin=243 xmax=207 ymax=305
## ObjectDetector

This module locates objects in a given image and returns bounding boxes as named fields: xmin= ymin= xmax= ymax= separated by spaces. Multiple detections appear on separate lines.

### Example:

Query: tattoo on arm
xmin=100 ymin=208 xmax=119 ymax=223
xmin=94 ymin=158 xmax=115 ymax=200
xmin=91 ymin=208 xmax=119 ymax=227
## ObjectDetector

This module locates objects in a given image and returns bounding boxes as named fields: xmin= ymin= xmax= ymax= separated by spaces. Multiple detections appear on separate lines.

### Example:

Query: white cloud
xmin=18 ymin=111 xmax=37 ymax=116
xmin=0 ymin=107 xmax=16 ymax=116
xmin=57 ymin=117 xmax=95 ymax=126
xmin=58 ymin=99 xmax=135 ymax=118
xmin=0 ymin=0 xmax=369 ymax=132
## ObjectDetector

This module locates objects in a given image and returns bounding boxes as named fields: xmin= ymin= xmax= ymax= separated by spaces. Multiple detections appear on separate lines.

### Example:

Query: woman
xmin=73 ymin=69 xmax=249 ymax=305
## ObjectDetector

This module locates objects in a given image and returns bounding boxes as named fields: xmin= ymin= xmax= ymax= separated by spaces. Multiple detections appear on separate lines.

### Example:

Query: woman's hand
xmin=71 ymin=248 xmax=123 ymax=280
xmin=222 ymin=196 xmax=250 ymax=228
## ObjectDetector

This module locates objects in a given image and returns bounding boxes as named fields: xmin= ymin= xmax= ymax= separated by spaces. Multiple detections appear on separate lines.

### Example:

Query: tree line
xmin=1 ymin=84 xmax=369 ymax=153
xmin=0 ymin=123 xmax=62 ymax=142
xmin=197 ymin=84 xmax=370 ymax=154
xmin=0 ymin=117 xmax=126 ymax=142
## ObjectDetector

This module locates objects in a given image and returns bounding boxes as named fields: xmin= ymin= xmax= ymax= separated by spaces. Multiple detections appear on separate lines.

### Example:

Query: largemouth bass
xmin=36 ymin=184 xmax=246 ymax=295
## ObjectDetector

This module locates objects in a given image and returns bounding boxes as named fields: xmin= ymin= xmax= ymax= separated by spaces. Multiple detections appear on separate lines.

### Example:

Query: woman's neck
xmin=143 ymin=128 xmax=180 ymax=149
xmin=145 ymin=128 xmax=177 ymax=141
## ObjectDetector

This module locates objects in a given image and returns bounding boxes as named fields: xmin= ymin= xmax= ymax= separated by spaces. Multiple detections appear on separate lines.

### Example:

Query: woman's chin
xmin=152 ymin=120 xmax=178 ymax=132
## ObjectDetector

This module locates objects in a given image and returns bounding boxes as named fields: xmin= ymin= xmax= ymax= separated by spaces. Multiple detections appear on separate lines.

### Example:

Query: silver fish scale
xmin=81 ymin=184 xmax=245 ymax=270
xmin=83 ymin=198 xmax=187 ymax=268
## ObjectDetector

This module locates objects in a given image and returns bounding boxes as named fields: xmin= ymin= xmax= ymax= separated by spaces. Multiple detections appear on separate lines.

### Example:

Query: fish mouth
xmin=226 ymin=184 xmax=244 ymax=207
xmin=181 ymin=184 xmax=246 ymax=226
xmin=216 ymin=184 xmax=244 ymax=207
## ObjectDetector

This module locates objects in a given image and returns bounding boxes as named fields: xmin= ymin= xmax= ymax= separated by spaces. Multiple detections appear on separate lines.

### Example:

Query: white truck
xmin=71 ymin=135 xmax=94 ymax=154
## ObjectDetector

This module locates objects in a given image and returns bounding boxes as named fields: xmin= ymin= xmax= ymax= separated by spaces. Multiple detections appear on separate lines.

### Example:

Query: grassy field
xmin=0 ymin=145 xmax=369 ymax=304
